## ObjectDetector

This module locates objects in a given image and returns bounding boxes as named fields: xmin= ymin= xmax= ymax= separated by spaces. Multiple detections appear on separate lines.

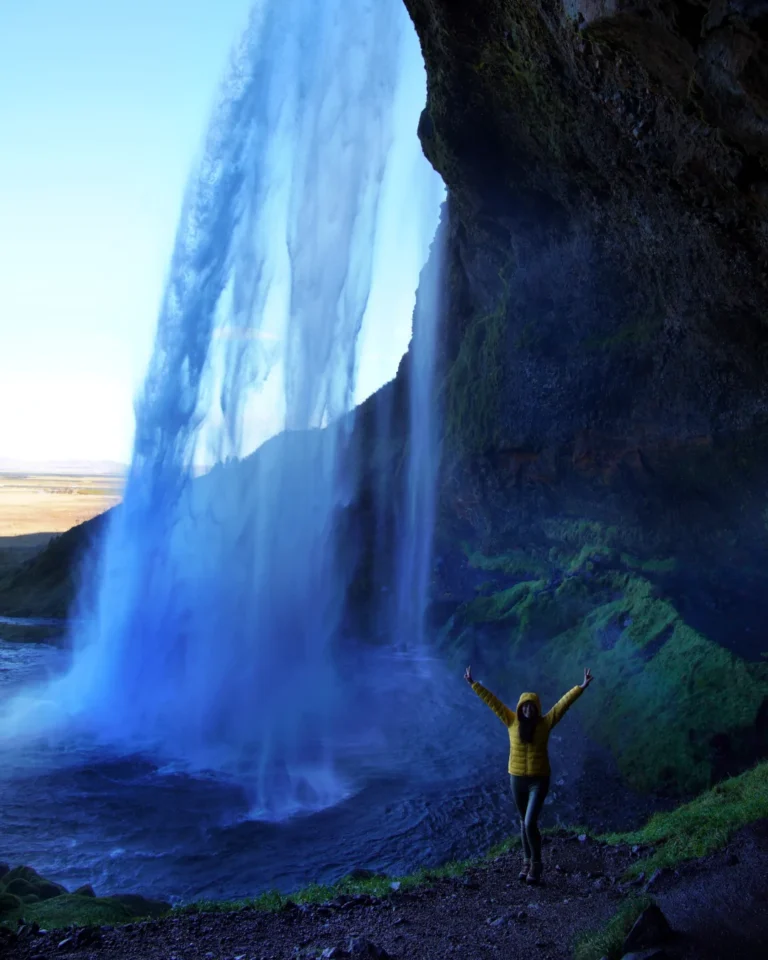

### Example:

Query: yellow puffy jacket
xmin=471 ymin=681 xmax=583 ymax=777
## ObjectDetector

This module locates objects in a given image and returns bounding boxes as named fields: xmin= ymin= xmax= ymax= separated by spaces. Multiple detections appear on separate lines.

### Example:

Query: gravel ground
xmin=3 ymin=823 xmax=767 ymax=960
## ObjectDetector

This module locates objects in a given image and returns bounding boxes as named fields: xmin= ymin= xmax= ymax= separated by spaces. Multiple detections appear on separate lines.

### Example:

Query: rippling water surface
xmin=0 ymin=637 xmax=519 ymax=902
xmin=1 ymin=634 xmax=665 ymax=903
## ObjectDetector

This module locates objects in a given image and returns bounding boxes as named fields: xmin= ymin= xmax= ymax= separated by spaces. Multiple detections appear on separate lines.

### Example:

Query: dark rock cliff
xmin=405 ymin=0 xmax=768 ymax=449
xmin=402 ymin=0 xmax=768 ymax=794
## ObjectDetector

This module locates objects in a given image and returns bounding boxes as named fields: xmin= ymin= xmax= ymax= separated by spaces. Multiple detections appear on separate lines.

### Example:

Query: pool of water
xmin=0 ymin=632 xmax=664 ymax=904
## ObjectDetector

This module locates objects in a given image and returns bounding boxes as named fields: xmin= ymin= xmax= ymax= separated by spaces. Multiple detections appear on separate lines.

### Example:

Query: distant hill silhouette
xmin=0 ymin=458 xmax=127 ymax=476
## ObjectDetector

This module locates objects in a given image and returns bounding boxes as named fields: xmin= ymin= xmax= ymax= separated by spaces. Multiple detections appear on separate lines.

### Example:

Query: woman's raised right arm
xmin=464 ymin=666 xmax=515 ymax=726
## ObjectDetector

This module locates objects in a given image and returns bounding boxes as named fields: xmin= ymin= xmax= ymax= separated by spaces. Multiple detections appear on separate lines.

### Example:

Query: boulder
xmin=0 ymin=892 xmax=22 ymax=918
xmin=2 ymin=865 xmax=41 ymax=885
xmin=3 ymin=874 xmax=67 ymax=902
xmin=104 ymin=893 xmax=171 ymax=919
xmin=348 ymin=938 xmax=390 ymax=959
xmin=4 ymin=878 xmax=38 ymax=899
xmin=320 ymin=948 xmax=348 ymax=960
xmin=35 ymin=880 xmax=68 ymax=901
xmin=73 ymin=885 xmax=96 ymax=898
xmin=623 ymin=904 xmax=673 ymax=953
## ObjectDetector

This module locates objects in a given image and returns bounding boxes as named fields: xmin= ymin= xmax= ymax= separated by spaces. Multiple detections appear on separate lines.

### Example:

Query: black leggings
xmin=510 ymin=775 xmax=550 ymax=863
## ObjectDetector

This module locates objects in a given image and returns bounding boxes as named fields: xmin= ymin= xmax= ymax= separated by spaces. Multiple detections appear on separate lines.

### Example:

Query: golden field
xmin=0 ymin=473 xmax=122 ymax=543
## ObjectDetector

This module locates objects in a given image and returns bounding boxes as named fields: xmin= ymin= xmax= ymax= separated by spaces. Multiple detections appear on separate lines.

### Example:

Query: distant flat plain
xmin=0 ymin=472 xmax=122 ymax=547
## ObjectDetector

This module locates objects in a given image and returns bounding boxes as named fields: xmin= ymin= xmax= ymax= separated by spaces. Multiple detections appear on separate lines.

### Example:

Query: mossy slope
xmin=442 ymin=534 xmax=768 ymax=795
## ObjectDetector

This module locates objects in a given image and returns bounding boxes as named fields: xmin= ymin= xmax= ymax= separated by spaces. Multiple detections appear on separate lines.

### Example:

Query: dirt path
xmin=3 ymin=825 xmax=767 ymax=960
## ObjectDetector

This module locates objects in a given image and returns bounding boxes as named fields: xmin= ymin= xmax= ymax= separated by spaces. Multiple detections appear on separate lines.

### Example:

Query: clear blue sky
xmin=0 ymin=1 xmax=252 ymax=463
xmin=0 ymin=1 xmax=437 ymax=466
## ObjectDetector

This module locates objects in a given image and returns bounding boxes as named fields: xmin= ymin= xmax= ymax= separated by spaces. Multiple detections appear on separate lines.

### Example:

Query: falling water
xmin=394 ymin=211 xmax=446 ymax=652
xmin=2 ymin=0 xmax=446 ymax=820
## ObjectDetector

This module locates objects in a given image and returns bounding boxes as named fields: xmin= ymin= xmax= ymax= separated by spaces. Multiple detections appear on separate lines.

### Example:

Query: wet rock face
xmin=403 ymin=0 xmax=768 ymax=452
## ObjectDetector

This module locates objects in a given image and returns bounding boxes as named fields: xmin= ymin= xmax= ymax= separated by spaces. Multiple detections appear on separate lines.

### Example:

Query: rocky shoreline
xmin=3 ymin=821 xmax=767 ymax=960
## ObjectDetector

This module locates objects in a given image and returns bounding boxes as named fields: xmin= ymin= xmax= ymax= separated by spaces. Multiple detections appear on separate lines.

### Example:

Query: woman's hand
xmin=581 ymin=667 xmax=594 ymax=690
xmin=464 ymin=665 xmax=474 ymax=686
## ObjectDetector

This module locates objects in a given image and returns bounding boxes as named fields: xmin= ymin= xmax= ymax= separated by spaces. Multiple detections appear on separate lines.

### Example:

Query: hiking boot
xmin=518 ymin=860 xmax=530 ymax=880
xmin=526 ymin=861 xmax=543 ymax=884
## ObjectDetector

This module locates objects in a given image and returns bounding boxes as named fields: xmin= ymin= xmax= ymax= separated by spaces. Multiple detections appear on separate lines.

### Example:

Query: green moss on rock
xmin=537 ymin=578 xmax=768 ymax=793
xmin=445 ymin=534 xmax=768 ymax=795
xmin=444 ymin=301 xmax=507 ymax=453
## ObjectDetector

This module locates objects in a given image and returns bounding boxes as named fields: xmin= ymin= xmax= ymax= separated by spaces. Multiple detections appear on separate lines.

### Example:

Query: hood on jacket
xmin=516 ymin=692 xmax=542 ymax=717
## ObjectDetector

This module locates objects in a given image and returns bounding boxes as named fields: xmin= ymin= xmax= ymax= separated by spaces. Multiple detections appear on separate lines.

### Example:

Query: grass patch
xmin=460 ymin=580 xmax=544 ymax=623
xmin=603 ymin=761 xmax=768 ymax=877
xmin=175 ymin=848 xmax=522 ymax=918
xmin=10 ymin=895 xmax=135 ymax=929
xmin=1 ymin=894 xmax=169 ymax=930
xmin=466 ymin=548 xmax=550 ymax=580
xmin=573 ymin=895 xmax=652 ymax=960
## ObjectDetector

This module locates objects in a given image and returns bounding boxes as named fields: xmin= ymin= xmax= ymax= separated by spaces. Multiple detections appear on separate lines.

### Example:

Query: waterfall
xmin=4 ymin=0 xmax=445 ymax=820
xmin=394 ymin=210 xmax=446 ymax=652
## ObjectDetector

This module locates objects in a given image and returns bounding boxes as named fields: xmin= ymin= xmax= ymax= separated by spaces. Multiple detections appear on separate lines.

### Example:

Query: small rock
xmin=488 ymin=916 xmax=506 ymax=927
xmin=578 ymin=834 xmax=588 ymax=843
xmin=75 ymin=927 xmax=102 ymax=947
xmin=644 ymin=868 xmax=670 ymax=891
xmin=623 ymin=904 xmax=673 ymax=953
xmin=515 ymin=909 xmax=527 ymax=920
xmin=621 ymin=950 xmax=670 ymax=959
xmin=57 ymin=938 xmax=74 ymax=951
xmin=389 ymin=881 xmax=401 ymax=891
xmin=348 ymin=937 xmax=389 ymax=958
